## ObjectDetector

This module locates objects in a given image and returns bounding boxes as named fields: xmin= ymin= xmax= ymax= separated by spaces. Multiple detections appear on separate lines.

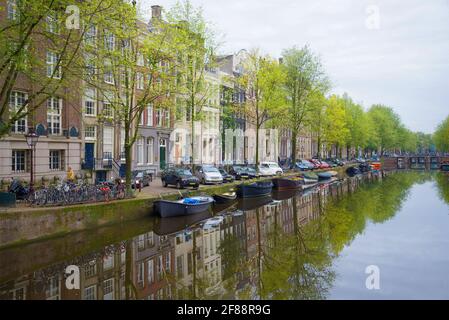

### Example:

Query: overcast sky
xmin=140 ymin=0 xmax=449 ymax=133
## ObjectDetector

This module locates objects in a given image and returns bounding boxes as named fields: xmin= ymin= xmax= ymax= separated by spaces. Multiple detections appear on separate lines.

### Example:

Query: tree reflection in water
xmin=0 ymin=171 xmax=431 ymax=300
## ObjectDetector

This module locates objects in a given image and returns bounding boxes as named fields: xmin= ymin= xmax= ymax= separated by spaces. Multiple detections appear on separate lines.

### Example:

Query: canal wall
xmin=381 ymin=156 xmax=449 ymax=171
xmin=0 ymin=167 xmax=351 ymax=249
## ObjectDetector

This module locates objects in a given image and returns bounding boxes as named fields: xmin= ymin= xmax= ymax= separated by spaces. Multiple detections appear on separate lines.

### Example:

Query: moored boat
xmin=153 ymin=196 xmax=214 ymax=218
xmin=441 ymin=163 xmax=449 ymax=172
xmin=272 ymin=177 xmax=304 ymax=190
xmin=236 ymin=181 xmax=273 ymax=198
xmin=317 ymin=171 xmax=334 ymax=180
xmin=213 ymin=192 xmax=237 ymax=204
xmin=302 ymin=182 xmax=319 ymax=191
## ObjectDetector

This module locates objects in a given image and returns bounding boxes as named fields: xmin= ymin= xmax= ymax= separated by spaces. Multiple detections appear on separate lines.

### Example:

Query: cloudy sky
xmin=140 ymin=0 xmax=449 ymax=133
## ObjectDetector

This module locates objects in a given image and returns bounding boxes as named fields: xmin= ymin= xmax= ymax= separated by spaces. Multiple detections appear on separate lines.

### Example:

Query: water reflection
xmin=0 ymin=171 xmax=443 ymax=300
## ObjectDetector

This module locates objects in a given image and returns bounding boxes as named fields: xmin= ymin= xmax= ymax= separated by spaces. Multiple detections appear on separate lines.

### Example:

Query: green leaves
xmin=433 ymin=116 xmax=449 ymax=152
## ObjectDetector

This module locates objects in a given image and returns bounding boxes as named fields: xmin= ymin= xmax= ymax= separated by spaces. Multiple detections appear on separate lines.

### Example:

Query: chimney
xmin=151 ymin=5 xmax=162 ymax=20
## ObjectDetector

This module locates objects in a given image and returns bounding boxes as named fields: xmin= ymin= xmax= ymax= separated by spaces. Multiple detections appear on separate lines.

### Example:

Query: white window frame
xmin=47 ymin=97 xmax=62 ymax=135
xmin=147 ymin=259 xmax=154 ymax=284
xmin=84 ymin=125 xmax=96 ymax=140
xmin=46 ymin=12 xmax=59 ymax=34
xmin=103 ymin=278 xmax=114 ymax=300
xmin=9 ymin=91 xmax=27 ymax=133
xmin=84 ymin=24 xmax=96 ymax=45
xmin=84 ymin=88 xmax=96 ymax=116
xmin=7 ymin=0 xmax=18 ymax=21
xmin=104 ymin=31 xmax=115 ymax=51
xmin=46 ymin=51 xmax=61 ymax=79
xmin=146 ymin=137 xmax=154 ymax=165
xmin=136 ymin=72 xmax=144 ymax=90
xmin=12 ymin=150 xmax=26 ymax=173
xmin=49 ymin=150 xmax=63 ymax=171
xmin=84 ymin=285 xmax=96 ymax=300
xmin=137 ymin=137 xmax=144 ymax=165
xmin=146 ymin=104 xmax=153 ymax=127
xmin=103 ymin=127 xmax=114 ymax=160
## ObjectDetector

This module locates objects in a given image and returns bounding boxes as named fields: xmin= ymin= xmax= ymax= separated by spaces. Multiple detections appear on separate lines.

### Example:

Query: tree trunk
xmin=291 ymin=129 xmax=297 ymax=164
xmin=125 ymin=143 xmax=132 ymax=197
xmin=255 ymin=124 xmax=260 ymax=166
xmin=190 ymin=103 xmax=195 ymax=170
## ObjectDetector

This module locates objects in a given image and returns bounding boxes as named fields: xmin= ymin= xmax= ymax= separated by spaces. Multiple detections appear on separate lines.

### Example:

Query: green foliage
xmin=433 ymin=116 xmax=449 ymax=152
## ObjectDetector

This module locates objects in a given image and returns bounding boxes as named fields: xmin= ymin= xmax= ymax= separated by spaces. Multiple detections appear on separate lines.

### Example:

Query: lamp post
xmin=25 ymin=128 xmax=39 ymax=195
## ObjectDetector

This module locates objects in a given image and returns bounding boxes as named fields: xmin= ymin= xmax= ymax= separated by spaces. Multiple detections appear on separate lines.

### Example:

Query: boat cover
xmin=183 ymin=198 xmax=201 ymax=204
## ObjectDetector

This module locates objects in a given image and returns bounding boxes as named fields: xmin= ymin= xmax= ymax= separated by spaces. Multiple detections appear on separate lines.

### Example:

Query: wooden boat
xmin=153 ymin=196 xmax=214 ymax=218
xmin=236 ymin=181 xmax=273 ymax=198
xmin=317 ymin=171 xmax=334 ymax=180
xmin=346 ymin=166 xmax=361 ymax=177
xmin=272 ymin=177 xmax=304 ymax=190
xmin=302 ymin=172 xmax=319 ymax=183
xmin=213 ymin=192 xmax=237 ymax=204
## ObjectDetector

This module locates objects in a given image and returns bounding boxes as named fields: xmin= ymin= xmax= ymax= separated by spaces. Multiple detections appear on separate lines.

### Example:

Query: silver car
xmin=194 ymin=165 xmax=223 ymax=184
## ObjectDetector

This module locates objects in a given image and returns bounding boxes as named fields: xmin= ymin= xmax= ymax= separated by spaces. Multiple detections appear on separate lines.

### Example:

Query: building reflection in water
xmin=2 ymin=171 xmax=426 ymax=300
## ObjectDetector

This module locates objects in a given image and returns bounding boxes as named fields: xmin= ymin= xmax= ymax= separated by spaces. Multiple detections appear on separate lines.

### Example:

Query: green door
xmin=159 ymin=139 xmax=166 ymax=170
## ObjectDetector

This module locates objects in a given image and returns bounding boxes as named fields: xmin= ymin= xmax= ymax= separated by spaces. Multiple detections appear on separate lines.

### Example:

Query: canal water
xmin=1 ymin=171 xmax=448 ymax=300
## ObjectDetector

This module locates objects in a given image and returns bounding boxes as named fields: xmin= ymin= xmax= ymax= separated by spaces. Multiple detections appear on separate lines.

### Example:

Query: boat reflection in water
xmin=2 ymin=171 xmax=447 ymax=300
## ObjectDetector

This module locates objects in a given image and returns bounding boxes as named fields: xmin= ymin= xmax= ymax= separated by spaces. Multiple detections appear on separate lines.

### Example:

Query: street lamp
xmin=25 ymin=128 xmax=39 ymax=195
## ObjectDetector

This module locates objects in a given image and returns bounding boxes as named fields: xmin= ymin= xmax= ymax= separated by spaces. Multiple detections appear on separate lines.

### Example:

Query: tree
xmin=342 ymin=94 xmax=371 ymax=158
xmin=323 ymin=95 xmax=349 ymax=158
xmin=367 ymin=105 xmax=402 ymax=155
xmin=166 ymin=0 xmax=219 ymax=168
xmin=0 ymin=0 xmax=111 ymax=137
xmin=238 ymin=49 xmax=286 ymax=165
xmin=281 ymin=45 xmax=330 ymax=163
xmin=433 ymin=116 xmax=449 ymax=153
xmin=308 ymin=91 xmax=327 ymax=158
xmin=79 ymin=1 xmax=180 ymax=195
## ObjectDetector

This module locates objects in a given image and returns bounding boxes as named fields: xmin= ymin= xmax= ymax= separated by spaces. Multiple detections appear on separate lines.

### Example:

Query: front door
xmin=85 ymin=143 xmax=95 ymax=169
xmin=159 ymin=138 xmax=166 ymax=170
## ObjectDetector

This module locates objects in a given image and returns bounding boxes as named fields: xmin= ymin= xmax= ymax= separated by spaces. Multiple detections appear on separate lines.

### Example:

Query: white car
xmin=203 ymin=216 xmax=224 ymax=229
xmin=258 ymin=162 xmax=283 ymax=176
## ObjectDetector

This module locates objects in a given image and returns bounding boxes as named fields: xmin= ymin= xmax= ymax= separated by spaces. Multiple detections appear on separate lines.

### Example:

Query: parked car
xmin=325 ymin=158 xmax=339 ymax=168
xmin=218 ymin=168 xmax=235 ymax=183
xmin=258 ymin=161 xmax=283 ymax=176
xmin=194 ymin=165 xmax=223 ymax=184
xmin=243 ymin=165 xmax=259 ymax=179
xmin=319 ymin=160 xmax=331 ymax=169
xmin=308 ymin=159 xmax=322 ymax=169
xmin=294 ymin=159 xmax=315 ymax=171
xmin=161 ymin=168 xmax=200 ymax=189
xmin=228 ymin=165 xmax=250 ymax=180
xmin=131 ymin=170 xmax=151 ymax=189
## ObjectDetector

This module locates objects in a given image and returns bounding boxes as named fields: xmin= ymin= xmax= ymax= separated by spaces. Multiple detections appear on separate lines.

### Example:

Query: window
xmin=85 ymin=54 xmax=96 ymax=78
xmin=47 ymin=97 xmax=61 ymax=135
xmin=187 ymin=253 xmax=193 ymax=275
xmin=12 ymin=150 xmax=27 ymax=173
xmin=46 ymin=51 xmax=61 ymax=79
xmin=104 ymin=68 xmax=114 ymax=84
xmin=137 ymin=262 xmax=144 ymax=285
xmin=46 ymin=276 xmax=60 ymax=300
xmin=84 ymin=286 xmax=96 ymax=300
xmin=46 ymin=13 xmax=59 ymax=34
xmin=137 ymin=137 xmax=144 ymax=164
xmin=84 ymin=24 xmax=96 ymax=45
xmin=85 ymin=125 xmax=96 ymax=139
xmin=146 ymin=104 xmax=153 ymax=126
xmin=165 ymin=252 xmax=171 ymax=273
xmin=7 ymin=0 xmax=17 ymax=20
xmin=155 ymin=109 xmax=162 ymax=127
xmin=137 ymin=52 xmax=144 ymax=66
xmin=146 ymin=137 xmax=154 ymax=164
xmin=176 ymin=255 xmax=184 ymax=279
xmin=49 ymin=150 xmax=64 ymax=171
xmin=147 ymin=259 xmax=154 ymax=284
xmin=12 ymin=287 xmax=25 ymax=300
xmin=104 ymin=31 xmax=115 ymax=51
xmin=103 ymin=278 xmax=114 ymax=300
xmin=120 ymin=128 xmax=125 ymax=160
xmin=136 ymin=72 xmax=144 ymax=90
xmin=102 ymin=92 xmax=113 ymax=118
xmin=157 ymin=255 xmax=163 ymax=281
xmin=84 ymin=88 xmax=96 ymax=115
xmin=103 ymin=254 xmax=114 ymax=270
xmin=9 ymin=91 xmax=27 ymax=133
xmin=164 ymin=109 xmax=170 ymax=127
xmin=103 ymin=127 xmax=114 ymax=159
xmin=84 ymin=261 xmax=97 ymax=278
